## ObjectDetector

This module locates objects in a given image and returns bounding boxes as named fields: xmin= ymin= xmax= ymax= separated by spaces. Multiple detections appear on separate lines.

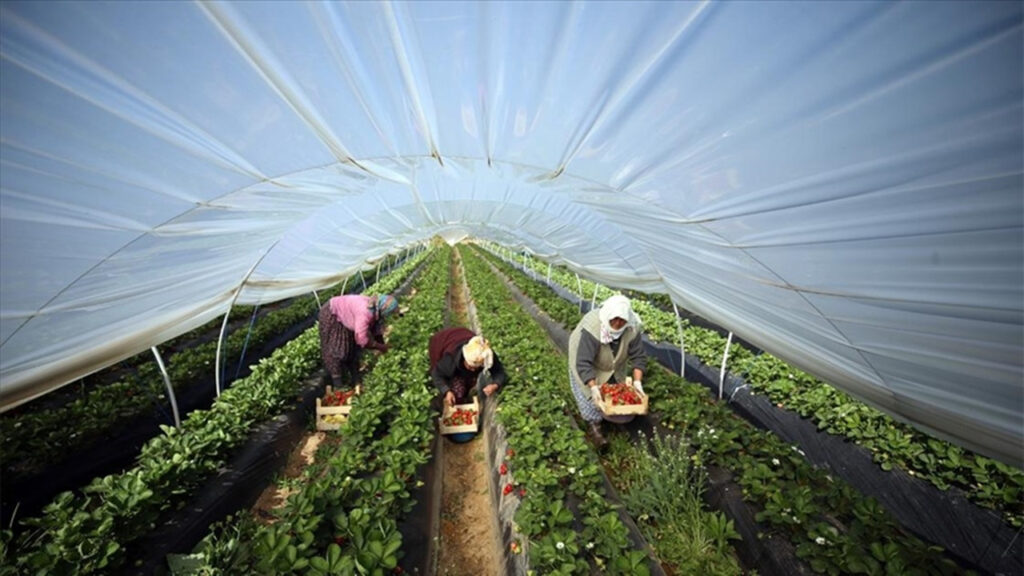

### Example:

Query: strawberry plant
xmin=460 ymin=247 xmax=657 ymax=575
xmin=484 ymin=244 xmax=1024 ymax=530
xmin=0 ymin=249 xmax=428 ymax=487
xmin=481 ymin=244 xmax=978 ymax=575
xmin=1 ymin=252 xmax=431 ymax=574
xmin=175 ymin=246 xmax=449 ymax=574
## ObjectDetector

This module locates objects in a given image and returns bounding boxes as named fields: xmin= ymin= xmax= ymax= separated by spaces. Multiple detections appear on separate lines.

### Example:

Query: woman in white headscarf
xmin=429 ymin=327 xmax=508 ymax=407
xmin=568 ymin=295 xmax=646 ymax=452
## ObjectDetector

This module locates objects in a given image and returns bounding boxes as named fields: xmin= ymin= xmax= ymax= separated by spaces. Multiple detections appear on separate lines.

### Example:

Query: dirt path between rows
xmin=438 ymin=250 xmax=500 ymax=575
xmin=249 ymin=250 xmax=500 ymax=574
xmin=438 ymin=438 xmax=495 ymax=575
xmin=251 ymin=432 xmax=325 ymax=522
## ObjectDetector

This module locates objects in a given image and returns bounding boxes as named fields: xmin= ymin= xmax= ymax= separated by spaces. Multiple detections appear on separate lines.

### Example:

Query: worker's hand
xmin=590 ymin=384 xmax=603 ymax=405
xmin=445 ymin=390 xmax=455 ymax=406
xmin=375 ymin=342 xmax=389 ymax=353
xmin=483 ymin=383 xmax=499 ymax=397
xmin=633 ymin=380 xmax=644 ymax=395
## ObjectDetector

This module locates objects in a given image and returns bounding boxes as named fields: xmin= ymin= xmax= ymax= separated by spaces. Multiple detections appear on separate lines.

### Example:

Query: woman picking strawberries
xmin=568 ymin=294 xmax=646 ymax=452
xmin=318 ymin=293 xmax=399 ymax=389
xmin=429 ymin=327 xmax=508 ymax=408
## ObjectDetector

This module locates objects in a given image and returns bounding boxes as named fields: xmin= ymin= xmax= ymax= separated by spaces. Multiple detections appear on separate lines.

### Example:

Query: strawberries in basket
xmin=600 ymin=382 xmax=643 ymax=405
xmin=322 ymin=388 xmax=356 ymax=407
xmin=442 ymin=407 xmax=476 ymax=427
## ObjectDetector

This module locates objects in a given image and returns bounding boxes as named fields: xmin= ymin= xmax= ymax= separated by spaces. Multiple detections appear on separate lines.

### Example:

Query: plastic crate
xmin=315 ymin=385 xmax=360 ymax=431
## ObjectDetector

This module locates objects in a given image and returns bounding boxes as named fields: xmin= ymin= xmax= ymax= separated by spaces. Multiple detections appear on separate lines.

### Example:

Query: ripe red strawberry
xmin=499 ymin=462 xmax=508 ymax=475
xmin=503 ymin=483 xmax=514 ymax=495
xmin=600 ymin=382 xmax=642 ymax=405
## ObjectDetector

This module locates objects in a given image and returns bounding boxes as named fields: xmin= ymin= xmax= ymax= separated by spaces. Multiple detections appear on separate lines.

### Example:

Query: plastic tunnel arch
xmin=0 ymin=1 xmax=1021 ymax=467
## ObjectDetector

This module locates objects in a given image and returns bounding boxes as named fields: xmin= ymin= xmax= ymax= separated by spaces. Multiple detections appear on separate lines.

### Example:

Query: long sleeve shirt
xmin=574 ymin=329 xmax=647 ymax=385
xmin=327 ymin=295 xmax=381 ymax=348
xmin=431 ymin=349 xmax=508 ymax=397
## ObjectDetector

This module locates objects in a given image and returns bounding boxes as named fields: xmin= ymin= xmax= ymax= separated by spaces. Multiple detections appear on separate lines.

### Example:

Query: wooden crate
xmin=595 ymin=379 xmax=649 ymax=416
xmin=439 ymin=396 xmax=480 ymax=435
xmin=315 ymin=385 xmax=359 ymax=431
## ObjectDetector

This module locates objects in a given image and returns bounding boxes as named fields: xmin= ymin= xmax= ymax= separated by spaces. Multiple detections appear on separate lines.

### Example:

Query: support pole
xmin=233 ymin=305 xmax=260 ymax=380
xmin=575 ymin=274 xmax=584 ymax=313
xmin=151 ymin=347 xmax=181 ymax=427
xmin=672 ymin=302 xmax=686 ymax=379
xmin=719 ymin=332 xmax=734 ymax=400
xmin=216 ymin=254 xmax=271 ymax=397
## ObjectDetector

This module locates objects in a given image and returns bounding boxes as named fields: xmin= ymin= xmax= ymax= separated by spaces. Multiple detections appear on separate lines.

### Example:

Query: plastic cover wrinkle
xmin=0 ymin=1 xmax=1020 ymax=465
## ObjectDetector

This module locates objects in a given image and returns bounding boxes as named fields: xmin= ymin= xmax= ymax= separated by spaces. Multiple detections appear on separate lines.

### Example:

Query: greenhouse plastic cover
xmin=0 ymin=2 xmax=1021 ymax=466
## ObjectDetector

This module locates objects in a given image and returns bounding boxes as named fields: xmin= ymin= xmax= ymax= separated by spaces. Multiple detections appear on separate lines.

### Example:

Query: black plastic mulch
xmin=501 ymin=259 xmax=1022 ymax=576
xmin=496 ymin=268 xmax=796 ymax=575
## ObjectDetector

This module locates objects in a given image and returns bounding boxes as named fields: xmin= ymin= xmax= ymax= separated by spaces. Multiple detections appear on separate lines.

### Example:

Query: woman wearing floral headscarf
xmin=568 ymin=294 xmax=646 ymax=452
xmin=429 ymin=326 xmax=508 ymax=407
xmin=318 ymin=293 xmax=399 ymax=388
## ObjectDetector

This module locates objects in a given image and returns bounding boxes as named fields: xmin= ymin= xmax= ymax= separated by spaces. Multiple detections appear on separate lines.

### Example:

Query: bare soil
xmin=437 ymin=250 xmax=500 ymax=575
xmin=248 ymin=251 xmax=502 ymax=569
xmin=438 ymin=436 xmax=498 ymax=576
xmin=251 ymin=431 xmax=325 ymax=523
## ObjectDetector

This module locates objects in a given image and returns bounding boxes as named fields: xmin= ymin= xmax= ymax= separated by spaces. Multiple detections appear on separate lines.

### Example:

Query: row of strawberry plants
xmin=0 ymin=303 xmax=307 ymax=483
xmin=497 ymin=247 xmax=690 ymax=344
xmin=176 ymin=245 xmax=450 ymax=574
xmin=460 ymin=246 xmax=664 ymax=575
xmin=478 ymin=246 xmax=971 ymax=575
xmin=0 ymin=250 xmax=427 ymax=485
xmin=0 ymin=251 xmax=429 ymax=575
xmin=489 ymin=244 xmax=1024 ymax=528
xmin=7 ymin=302 xmax=258 ymax=413
xmin=470 ymin=247 xmax=750 ymax=574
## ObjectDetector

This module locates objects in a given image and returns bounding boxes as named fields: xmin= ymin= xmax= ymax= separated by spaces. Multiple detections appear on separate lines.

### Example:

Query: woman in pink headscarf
xmin=318 ymin=293 xmax=399 ymax=388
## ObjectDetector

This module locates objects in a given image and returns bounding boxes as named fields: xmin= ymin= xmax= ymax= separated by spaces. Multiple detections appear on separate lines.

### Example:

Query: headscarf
xmin=461 ymin=335 xmax=494 ymax=371
xmin=597 ymin=294 xmax=640 ymax=344
xmin=376 ymin=294 xmax=399 ymax=318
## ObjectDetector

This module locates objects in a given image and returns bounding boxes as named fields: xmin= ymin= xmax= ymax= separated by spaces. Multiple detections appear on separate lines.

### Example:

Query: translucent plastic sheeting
xmin=0 ymin=1 xmax=1020 ymax=466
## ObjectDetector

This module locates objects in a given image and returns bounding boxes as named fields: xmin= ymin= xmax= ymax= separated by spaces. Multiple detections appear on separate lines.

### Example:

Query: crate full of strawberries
xmin=595 ymin=378 xmax=648 ymax=416
xmin=439 ymin=396 xmax=480 ymax=435
xmin=316 ymin=385 xmax=360 ymax=431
